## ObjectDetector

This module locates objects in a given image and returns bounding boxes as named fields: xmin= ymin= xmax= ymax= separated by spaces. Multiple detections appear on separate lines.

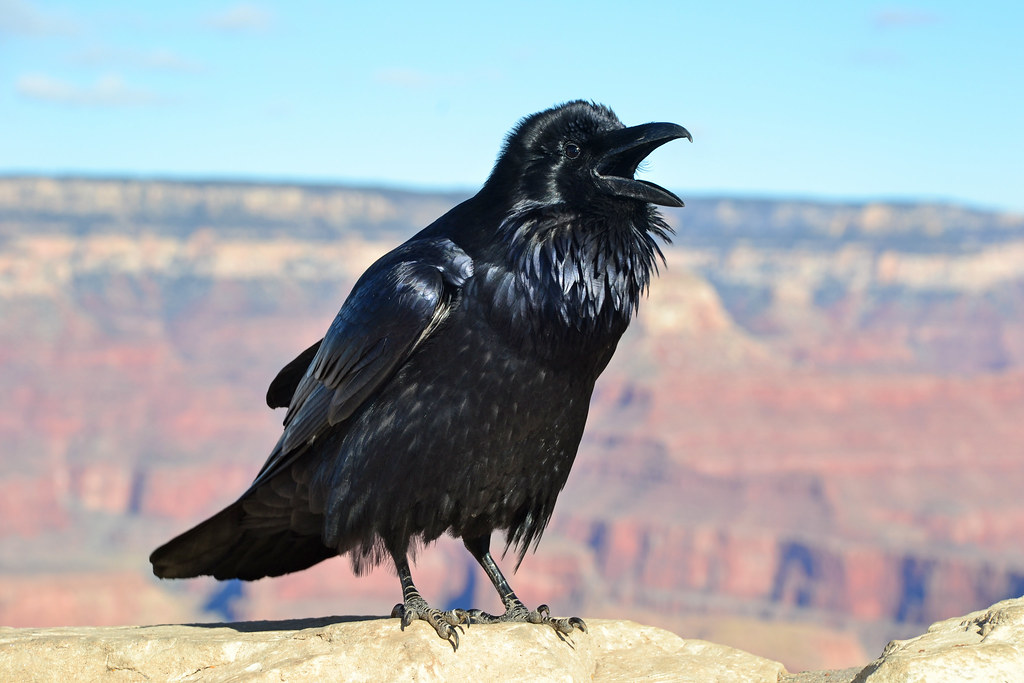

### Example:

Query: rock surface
xmin=0 ymin=617 xmax=787 ymax=682
xmin=7 ymin=597 xmax=1024 ymax=681
xmin=853 ymin=596 xmax=1024 ymax=682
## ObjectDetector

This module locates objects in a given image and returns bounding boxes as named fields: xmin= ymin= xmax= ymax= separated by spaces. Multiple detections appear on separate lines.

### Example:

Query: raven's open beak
xmin=593 ymin=122 xmax=692 ymax=207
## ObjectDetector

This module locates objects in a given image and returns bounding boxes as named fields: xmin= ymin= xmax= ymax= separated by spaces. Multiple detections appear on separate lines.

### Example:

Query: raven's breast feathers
xmin=495 ymin=199 xmax=672 ymax=336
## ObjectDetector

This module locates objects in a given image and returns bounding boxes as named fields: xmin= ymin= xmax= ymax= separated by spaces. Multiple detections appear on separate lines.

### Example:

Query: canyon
xmin=2 ymin=176 xmax=1023 ymax=672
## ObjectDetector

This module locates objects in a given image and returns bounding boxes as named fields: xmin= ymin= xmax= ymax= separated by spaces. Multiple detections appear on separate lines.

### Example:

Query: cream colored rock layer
xmin=0 ymin=618 xmax=786 ymax=683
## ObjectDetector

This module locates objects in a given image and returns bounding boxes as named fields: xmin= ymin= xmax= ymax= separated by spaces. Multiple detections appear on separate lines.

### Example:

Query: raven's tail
xmin=150 ymin=497 xmax=337 ymax=581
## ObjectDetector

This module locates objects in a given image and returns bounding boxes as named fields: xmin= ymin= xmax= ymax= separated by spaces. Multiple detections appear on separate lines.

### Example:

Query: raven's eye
xmin=563 ymin=142 xmax=581 ymax=159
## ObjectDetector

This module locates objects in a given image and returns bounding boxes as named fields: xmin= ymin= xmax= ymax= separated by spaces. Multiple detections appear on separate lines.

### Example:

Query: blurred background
xmin=2 ymin=0 xmax=1023 ymax=673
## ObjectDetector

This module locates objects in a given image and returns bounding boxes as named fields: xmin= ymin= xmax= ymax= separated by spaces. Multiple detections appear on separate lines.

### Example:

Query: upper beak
xmin=592 ymin=122 xmax=692 ymax=207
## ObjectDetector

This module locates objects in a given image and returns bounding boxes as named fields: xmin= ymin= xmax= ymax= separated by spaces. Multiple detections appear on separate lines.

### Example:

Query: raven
xmin=151 ymin=101 xmax=690 ymax=649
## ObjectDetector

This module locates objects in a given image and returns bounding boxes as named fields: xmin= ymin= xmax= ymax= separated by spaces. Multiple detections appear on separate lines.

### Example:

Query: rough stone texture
xmin=783 ymin=667 xmax=861 ymax=683
xmin=854 ymin=596 xmax=1024 ymax=682
xmin=8 ymin=598 xmax=1024 ymax=681
xmin=0 ymin=617 xmax=786 ymax=682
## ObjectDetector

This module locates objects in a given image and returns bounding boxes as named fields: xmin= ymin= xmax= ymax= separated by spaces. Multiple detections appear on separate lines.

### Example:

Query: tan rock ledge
xmin=853 ymin=596 xmax=1024 ymax=682
xmin=0 ymin=616 xmax=787 ymax=682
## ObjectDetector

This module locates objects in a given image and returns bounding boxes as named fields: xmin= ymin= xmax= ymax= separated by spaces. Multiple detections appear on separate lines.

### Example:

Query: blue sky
xmin=1 ymin=1 xmax=1022 ymax=211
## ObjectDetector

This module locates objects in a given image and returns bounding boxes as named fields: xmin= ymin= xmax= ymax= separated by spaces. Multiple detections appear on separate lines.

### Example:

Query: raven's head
xmin=486 ymin=100 xmax=691 ymax=210
xmin=471 ymin=102 xmax=691 ymax=342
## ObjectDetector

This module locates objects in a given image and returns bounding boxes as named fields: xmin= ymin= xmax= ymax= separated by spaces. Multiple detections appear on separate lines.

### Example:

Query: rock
xmin=0 ymin=617 xmax=786 ymax=682
xmin=854 ymin=596 xmax=1024 ymax=682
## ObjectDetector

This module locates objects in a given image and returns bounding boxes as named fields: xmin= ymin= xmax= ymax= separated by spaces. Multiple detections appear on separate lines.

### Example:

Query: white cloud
xmin=0 ymin=0 xmax=78 ymax=36
xmin=16 ymin=74 xmax=167 ymax=106
xmin=204 ymin=3 xmax=272 ymax=32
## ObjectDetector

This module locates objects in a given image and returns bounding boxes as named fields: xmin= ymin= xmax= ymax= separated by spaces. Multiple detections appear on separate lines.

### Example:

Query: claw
xmin=437 ymin=615 xmax=467 ymax=652
xmin=569 ymin=616 xmax=588 ymax=633
xmin=392 ymin=600 xmax=469 ymax=650
xmin=446 ymin=609 xmax=470 ymax=628
xmin=463 ymin=600 xmax=586 ymax=635
xmin=547 ymin=615 xmax=588 ymax=634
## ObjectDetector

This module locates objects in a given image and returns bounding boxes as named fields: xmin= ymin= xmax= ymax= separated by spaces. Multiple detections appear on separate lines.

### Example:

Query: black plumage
xmin=151 ymin=101 xmax=690 ymax=648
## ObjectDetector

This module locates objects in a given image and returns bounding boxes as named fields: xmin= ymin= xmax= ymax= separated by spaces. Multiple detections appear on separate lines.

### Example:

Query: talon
xmin=441 ymin=615 xmax=466 ymax=636
xmin=392 ymin=560 xmax=472 ymax=648
xmin=452 ymin=599 xmax=585 ymax=637
xmin=447 ymin=609 xmax=470 ymax=627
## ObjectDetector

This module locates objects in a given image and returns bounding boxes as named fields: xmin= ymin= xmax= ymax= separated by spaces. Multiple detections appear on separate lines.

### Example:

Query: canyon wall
xmin=3 ymin=176 xmax=1023 ymax=671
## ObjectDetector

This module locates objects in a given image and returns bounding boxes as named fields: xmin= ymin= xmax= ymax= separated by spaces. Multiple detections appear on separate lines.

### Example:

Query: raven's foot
xmin=391 ymin=597 xmax=470 ymax=651
xmin=467 ymin=601 xmax=587 ymax=635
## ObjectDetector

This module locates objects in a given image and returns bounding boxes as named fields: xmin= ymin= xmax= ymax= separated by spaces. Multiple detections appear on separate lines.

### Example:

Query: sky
xmin=1 ymin=1 xmax=1022 ymax=212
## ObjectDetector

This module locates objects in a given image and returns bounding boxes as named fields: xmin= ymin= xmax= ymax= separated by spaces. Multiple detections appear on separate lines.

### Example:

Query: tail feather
xmin=150 ymin=499 xmax=336 ymax=581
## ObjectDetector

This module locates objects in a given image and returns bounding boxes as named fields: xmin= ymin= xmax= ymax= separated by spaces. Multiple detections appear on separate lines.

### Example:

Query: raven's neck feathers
xmin=496 ymin=199 xmax=671 ymax=338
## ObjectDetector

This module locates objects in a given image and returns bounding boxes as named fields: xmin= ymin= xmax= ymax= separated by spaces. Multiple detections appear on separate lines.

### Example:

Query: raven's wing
xmin=266 ymin=340 xmax=322 ymax=409
xmin=252 ymin=238 xmax=473 ymax=486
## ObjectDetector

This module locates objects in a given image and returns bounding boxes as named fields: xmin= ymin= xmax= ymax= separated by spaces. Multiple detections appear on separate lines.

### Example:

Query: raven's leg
xmin=389 ymin=552 xmax=470 ymax=650
xmin=463 ymin=534 xmax=587 ymax=634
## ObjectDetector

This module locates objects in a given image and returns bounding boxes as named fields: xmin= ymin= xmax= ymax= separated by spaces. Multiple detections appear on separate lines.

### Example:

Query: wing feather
xmin=252 ymin=238 xmax=472 ymax=486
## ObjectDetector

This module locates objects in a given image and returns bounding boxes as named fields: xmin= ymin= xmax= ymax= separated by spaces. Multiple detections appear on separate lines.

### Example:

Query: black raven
xmin=151 ymin=101 xmax=690 ymax=649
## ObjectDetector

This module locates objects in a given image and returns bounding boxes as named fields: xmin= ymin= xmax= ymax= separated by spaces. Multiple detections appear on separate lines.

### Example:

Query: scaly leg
xmin=390 ymin=552 xmax=470 ymax=651
xmin=462 ymin=534 xmax=587 ymax=634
